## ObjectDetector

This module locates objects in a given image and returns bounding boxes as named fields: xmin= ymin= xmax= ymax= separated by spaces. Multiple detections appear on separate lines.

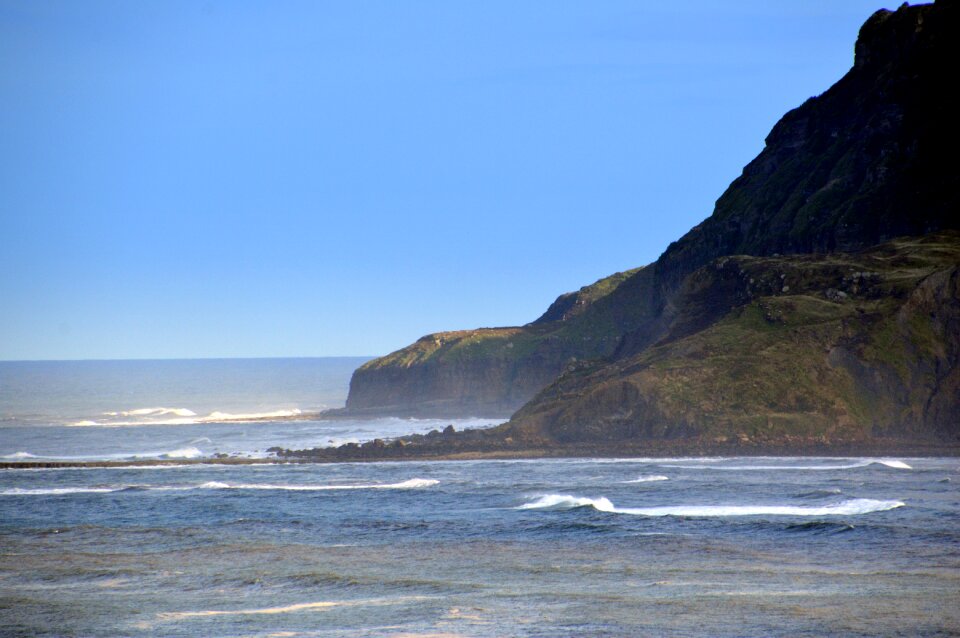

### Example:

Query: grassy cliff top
xmin=358 ymin=265 xmax=646 ymax=372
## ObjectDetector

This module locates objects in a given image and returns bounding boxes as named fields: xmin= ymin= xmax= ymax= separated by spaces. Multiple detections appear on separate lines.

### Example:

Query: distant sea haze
xmin=0 ymin=358 xmax=505 ymax=461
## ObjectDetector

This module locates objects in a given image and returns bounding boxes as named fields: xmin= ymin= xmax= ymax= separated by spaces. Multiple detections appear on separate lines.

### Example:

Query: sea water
xmin=1 ymin=360 xmax=959 ymax=636
xmin=0 ymin=358 xmax=503 ymax=461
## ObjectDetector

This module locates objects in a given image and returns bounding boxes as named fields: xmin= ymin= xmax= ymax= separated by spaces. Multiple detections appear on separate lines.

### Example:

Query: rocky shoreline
xmin=4 ymin=431 xmax=957 ymax=470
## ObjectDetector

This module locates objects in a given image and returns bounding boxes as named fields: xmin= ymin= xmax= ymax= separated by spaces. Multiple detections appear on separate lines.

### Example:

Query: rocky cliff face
xmin=345 ymin=269 xmax=643 ymax=416
xmin=344 ymin=1 xmax=959 ymax=441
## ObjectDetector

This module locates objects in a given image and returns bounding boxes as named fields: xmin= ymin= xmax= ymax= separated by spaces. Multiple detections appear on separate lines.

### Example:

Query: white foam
xmin=659 ymin=459 xmax=912 ymax=471
xmin=106 ymin=407 xmax=198 ymax=418
xmin=157 ymin=447 xmax=204 ymax=460
xmin=152 ymin=595 xmax=434 ymax=624
xmin=199 ymin=478 xmax=439 ymax=491
xmin=519 ymin=494 xmax=616 ymax=511
xmin=1 ymin=487 xmax=119 ymax=495
xmin=518 ymin=494 xmax=904 ymax=517
xmin=1 ymin=464 xmax=229 ymax=472
xmin=1 ymin=478 xmax=438 ymax=495
xmin=875 ymin=459 xmax=912 ymax=469
xmin=1 ymin=451 xmax=37 ymax=459
xmin=199 ymin=481 xmax=231 ymax=489
xmin=623 ymin=475 xmax=669 ymax=483
xmin=203 ymin=409 xmax=302 ymax=422
xmin=1 ymin=447 xmax=208 ymax=462
xmin=68 ymin=408 xmax=304 ymax=427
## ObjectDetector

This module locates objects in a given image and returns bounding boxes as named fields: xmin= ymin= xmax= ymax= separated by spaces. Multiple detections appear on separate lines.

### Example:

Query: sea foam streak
xmin=659 ymin=459 xmax=912 ymax=470
xmin=1 ymin=479 xmax=439 ymax=496
xmin=518 ymin=494 xmax=905 ymax=517
xmin=154 ymin=595 xmax=434 ymax=622
xmin=623 ymin=475 xmax=669 ymax=483
xmin=198 ymin=478 xmax=439 ymax=490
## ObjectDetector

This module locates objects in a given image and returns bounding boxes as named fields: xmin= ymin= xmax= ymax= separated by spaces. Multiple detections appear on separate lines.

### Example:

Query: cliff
xmin=338 ymin=2 xmax=959 ymax=449
xmin=506 ymin=232 xmax=960 ymax=448
xmin=344 ymin=267 xmax=642 ymax=416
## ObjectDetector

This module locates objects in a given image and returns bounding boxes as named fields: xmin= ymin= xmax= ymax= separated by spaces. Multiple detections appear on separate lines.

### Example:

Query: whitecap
xmin=2 ymin=479 xmax=438 ymax=495
xmin=517 ymin=494 xmax=904 ymax=517
xmin=623 ymin=475 xmax=669 ymax=483
xmin=67 ymin=407 xmax=303 ymax=427
xmin=157 ymin=447 xmax=204 ymax=460
xmin=195 ymin=478 xmax=439 ymax=491
xmin=111 ymin=407 xmax=197 ymax=418
xmin=518 ymin=494 xmax=616 ymax=511
xmin=1 ymin=451 xmax=36 ymax=459
xmin=202 ymin=409 xmax=301 ymax=422
xmin=875 ymin=459 xmax=912 ymax=469
xmin=659 ymin=459 xmax=911 ymax=471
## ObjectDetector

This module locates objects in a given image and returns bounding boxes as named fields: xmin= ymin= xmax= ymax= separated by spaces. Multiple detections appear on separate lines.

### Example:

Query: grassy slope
xmin=354 ymin=267 xmax=647 ymax=373
xmin=506 ymin=233 xmax=960 ymax=446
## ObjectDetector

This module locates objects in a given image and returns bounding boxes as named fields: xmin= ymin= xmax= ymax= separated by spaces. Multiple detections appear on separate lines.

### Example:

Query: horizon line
xmin=0 ymin=355 xmax=377 ymax=364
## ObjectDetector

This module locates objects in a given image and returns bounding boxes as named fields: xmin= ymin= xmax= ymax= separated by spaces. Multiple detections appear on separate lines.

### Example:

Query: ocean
xmin=0 ymin=358 xmax=501 ymax=461
xmin=1 ymin=359 xmax=958 ymax=636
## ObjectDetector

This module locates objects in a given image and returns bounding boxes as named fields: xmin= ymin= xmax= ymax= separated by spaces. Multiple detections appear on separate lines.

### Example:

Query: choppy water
xmin=1 ymin=360 xmax=958 ymax=635
xmin=2 ymin=457 xmax=958 ymax=636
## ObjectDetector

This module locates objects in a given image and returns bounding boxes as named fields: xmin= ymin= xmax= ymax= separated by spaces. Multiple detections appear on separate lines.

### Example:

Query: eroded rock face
xmin=344 ymin=270 xmax=645 ymax=417
xmin=345 ymin=349 xmax=563 ymax=417
xmin=344 ymin=2 xmax=960 ymax=438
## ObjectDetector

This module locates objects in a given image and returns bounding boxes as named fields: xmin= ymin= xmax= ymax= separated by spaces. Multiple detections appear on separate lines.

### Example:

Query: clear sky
xmin=1 ymin=0 xmax=889 ymax=360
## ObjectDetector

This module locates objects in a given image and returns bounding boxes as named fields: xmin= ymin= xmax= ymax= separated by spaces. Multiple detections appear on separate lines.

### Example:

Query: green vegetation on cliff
xmin=506 ymin=233 xmax=959 ymax=447
xmin=346 ymin=267 xmax=647 ymax=416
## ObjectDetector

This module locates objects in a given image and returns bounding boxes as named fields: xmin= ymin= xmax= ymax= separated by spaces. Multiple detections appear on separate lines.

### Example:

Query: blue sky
xmin=1 ymin=0 xmax=888 ymax=360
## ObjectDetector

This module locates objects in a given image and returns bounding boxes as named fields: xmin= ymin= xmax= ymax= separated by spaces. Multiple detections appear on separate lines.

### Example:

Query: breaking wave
xmin=623 ymin=475 xmax=669 ymax=483
xmin=2 ymin=452 xmax=37 ymax=460
xmin=157 ymin=447 xmax=204 ymax=460
xmin=197 ymin=478 xmax=439 ymax=491
xmin=658 ymin=459 xmax=911 ymax=471
xmin=0 ymin=478 xmax=439 ymax=496
xmin=0 ymin=447 xmax=208 ymax=462
xmin=204 ymin=409 xmax=302 ymax=421
xmin=104 ymin=407 xmax=197 ymax=418
xmin=68 ymin=408 xmax=303 ymax=427
xmin=517 ymin=494 xmax=904 ymax=517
